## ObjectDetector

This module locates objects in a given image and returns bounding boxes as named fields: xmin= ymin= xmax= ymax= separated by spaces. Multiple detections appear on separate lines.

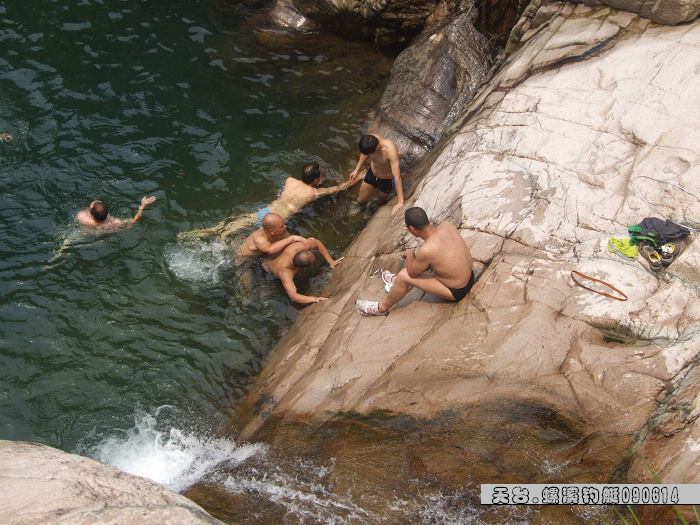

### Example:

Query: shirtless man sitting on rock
xmin=349 ymin=134 xmax=404 ymax=216
xmin=178 ymin=161 xmax=359 ymax=242
xmin=262 ymin=235 xmax=344 ymax=304
xmin=356 ymin=207 xmax=474 ymax=315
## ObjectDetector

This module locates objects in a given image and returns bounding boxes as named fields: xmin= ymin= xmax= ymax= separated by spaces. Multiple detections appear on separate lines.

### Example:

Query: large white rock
xmin=0 ymin=441 xmax=222 ymax=525
xmin=231 ymin=3 xmax=700 ymax=485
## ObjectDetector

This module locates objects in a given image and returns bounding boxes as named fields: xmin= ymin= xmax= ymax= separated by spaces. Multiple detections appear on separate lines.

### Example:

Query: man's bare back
xmin=262 ymin=237 xmax=344 ymax=304
xmin=355 ymin=207 xmax=474 ymax=316
xmin=416 ymin=222 xmax=473 ymax=289
xmin=178 ymin=162 xmax=358 ymax=242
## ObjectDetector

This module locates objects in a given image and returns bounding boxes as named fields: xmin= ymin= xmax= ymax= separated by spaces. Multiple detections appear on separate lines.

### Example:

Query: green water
xmin=0 ymin=0 xmax=392 ymax=457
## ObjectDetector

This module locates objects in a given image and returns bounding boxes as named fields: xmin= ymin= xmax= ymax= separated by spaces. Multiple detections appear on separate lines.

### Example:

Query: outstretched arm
xmin=313 ymin=177 xmax=362 ymax=198
xmin=131 ymin=196 xmax=156 ymax=223
xmin=308 ymin=238 xmax=344 ymax=269
xmin=280 ymin=270 xmax=328 ymax=304
xmin=257 ymin=234 xmax=309 ymax=256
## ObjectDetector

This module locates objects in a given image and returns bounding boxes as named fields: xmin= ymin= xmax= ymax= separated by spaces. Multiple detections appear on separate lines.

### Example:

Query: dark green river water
xmin=0 ymin=0 xmax=391 ymax=493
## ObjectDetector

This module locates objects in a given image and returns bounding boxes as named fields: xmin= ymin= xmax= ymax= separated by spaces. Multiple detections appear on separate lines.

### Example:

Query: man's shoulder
xmin=379 ymin=136 xmax=398 ymax=150
xmin=76 ymin=209 xmax=91 ymax=223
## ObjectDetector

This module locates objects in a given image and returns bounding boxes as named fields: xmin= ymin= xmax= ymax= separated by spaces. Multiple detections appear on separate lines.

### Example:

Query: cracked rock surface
xmin=230 ymin=3 xmax=700 ymax=484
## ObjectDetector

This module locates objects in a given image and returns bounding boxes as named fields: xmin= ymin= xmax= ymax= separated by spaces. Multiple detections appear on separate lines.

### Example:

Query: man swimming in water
xmin=178 ymin=161 xmax=360 ymax=242
xmin=356 ymin=207 xmax=474 ymax=315
xmin=76 ymin=196 xmax=157 ymax=232
xmin=262 ymin=235 xmax=344 ymax=304
xmin=48 ymin=195 xmax=157 ymax=264
xmin=349 ymin=134 xmax=404 ymax=216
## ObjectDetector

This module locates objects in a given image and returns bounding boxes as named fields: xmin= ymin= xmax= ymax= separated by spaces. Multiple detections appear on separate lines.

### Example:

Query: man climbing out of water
xmin=76 ymin=196 xmax=157 ymax=233
xmin=348 ymin=134 xmax=404 ymax=216
xmin=262 ymin=235 xmax=344 ymax=304
xmin=356 ymin=207 xmax=474 ymax=315
xmin=239 ymin=212 xmax=308 ymax=258
xmin=178 ymin=161 xmax=360 ymax=242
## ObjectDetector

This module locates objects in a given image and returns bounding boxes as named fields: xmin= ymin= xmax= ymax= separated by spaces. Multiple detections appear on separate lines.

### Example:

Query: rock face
xmin=368 ymin=0 xmax=496 ymax=165
xmin=578 ymin=0 xmax=700 ymax=24
xmin=0 ymin=441 xmax=222 ymax=525
xmin=230 ymin=0 xmax=700 ymax=492
xmin=292 ymin=0 xmax=444 ymax=48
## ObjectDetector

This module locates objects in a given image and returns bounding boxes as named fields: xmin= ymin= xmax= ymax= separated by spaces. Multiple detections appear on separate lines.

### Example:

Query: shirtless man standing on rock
xmin=349 ymin=134 xmax=404 ymax=216
xmin=262 ymin=236 xmax=344 ymax=304
xmin=178 ymin=161 xmax=359 ymax=242
xmin=356 ymin=207 xmax=474 ymax=315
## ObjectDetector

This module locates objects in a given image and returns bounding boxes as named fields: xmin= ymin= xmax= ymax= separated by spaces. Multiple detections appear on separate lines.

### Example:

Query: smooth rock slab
xmin=0 ymin=441 xmax=222 ymax=525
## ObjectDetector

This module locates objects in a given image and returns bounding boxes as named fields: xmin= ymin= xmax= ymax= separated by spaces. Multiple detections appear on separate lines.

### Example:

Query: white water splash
xmin=90 ymin=407 xmax=266 ymax=493
xmin=165 ymin=240 xmax=232 ymax=285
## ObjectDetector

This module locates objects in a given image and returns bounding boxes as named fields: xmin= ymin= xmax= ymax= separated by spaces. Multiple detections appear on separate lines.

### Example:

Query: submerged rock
xmin=228 ymin=1 xmax=700 ymax=508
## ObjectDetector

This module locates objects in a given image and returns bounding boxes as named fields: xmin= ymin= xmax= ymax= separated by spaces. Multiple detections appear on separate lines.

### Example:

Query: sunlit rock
xmin=230 ymin=2 xmax=700 ymax=491
xmin=0 ymin=440 xmax=222 ymax=525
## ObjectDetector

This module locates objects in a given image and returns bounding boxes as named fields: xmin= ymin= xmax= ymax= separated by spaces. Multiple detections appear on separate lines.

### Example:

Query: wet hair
xmin=292 ymin=250 xmax=315 ymax=268
xmin=405 ymin=207 xmax=430 ymax=230
xmin=358 ymin=134 xmax=379 ymax=155
xmin=90 ymin=201 xmax=109 ymax=222
xmin=301 ymin=162 xmax=321 ymax=184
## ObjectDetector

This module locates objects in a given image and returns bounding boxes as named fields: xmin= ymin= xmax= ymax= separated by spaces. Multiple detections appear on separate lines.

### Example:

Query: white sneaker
xmin=381 ymin=270 xmax=395 ymax=293
xmin=355 ymin=300 xmax=388 ymax=316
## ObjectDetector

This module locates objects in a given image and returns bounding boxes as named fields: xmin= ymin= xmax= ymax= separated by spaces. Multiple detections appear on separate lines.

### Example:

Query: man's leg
xmin=357 ymin=181 xmax=376 ymax=205
xmin=378 ymin=269 xmax=454 ymax=312
xmin=375 ymin=191 xmax=390 ymax=204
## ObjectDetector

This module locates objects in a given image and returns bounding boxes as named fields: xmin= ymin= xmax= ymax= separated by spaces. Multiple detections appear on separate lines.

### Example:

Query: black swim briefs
xmin=363 ymin=166 xmax=395 ymax=194
xmin=448 ymin=270 xmax=475 ymax=302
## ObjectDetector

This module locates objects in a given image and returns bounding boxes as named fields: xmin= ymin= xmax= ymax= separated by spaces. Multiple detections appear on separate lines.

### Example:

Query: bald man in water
xmin=263 ymin=236 xmax=344 ymax=304
xmin=239 ymin=212 xmax=308 ymax=258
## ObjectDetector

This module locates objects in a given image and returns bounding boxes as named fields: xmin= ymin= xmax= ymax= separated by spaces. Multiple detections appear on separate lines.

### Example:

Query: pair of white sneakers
xmin=355 ymin=270 xmax=395 ymax=316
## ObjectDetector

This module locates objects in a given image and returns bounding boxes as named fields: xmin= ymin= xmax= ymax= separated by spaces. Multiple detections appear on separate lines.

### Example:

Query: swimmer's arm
xmin=308 ymin=238 xmax=343 ymax=268
xmin=124 ymin=195 xmax=157 ymax=226
xmin=313 ymin=177 xmax=361 ymax=197
xmin=75 ymin=210 xmax=93 ymax=227
xmin=259 ymin=235 xmax=308 ymax=255
xmin=280 ymin=271 xmax=328 ymax=304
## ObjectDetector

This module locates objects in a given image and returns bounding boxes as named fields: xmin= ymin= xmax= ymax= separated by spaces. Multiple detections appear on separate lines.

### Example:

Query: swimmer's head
xmin=359 ymin=134 xmax=379 ymax=155
xmin=89 ymin=201 xmax=109 ymax=222
xmin=292 ymin=250 xmax=315 ymax=268
xmin=302 ymin=161 xmax=321 ymax=184
xmin=262 ymin=212 xmax=286 ymax=234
